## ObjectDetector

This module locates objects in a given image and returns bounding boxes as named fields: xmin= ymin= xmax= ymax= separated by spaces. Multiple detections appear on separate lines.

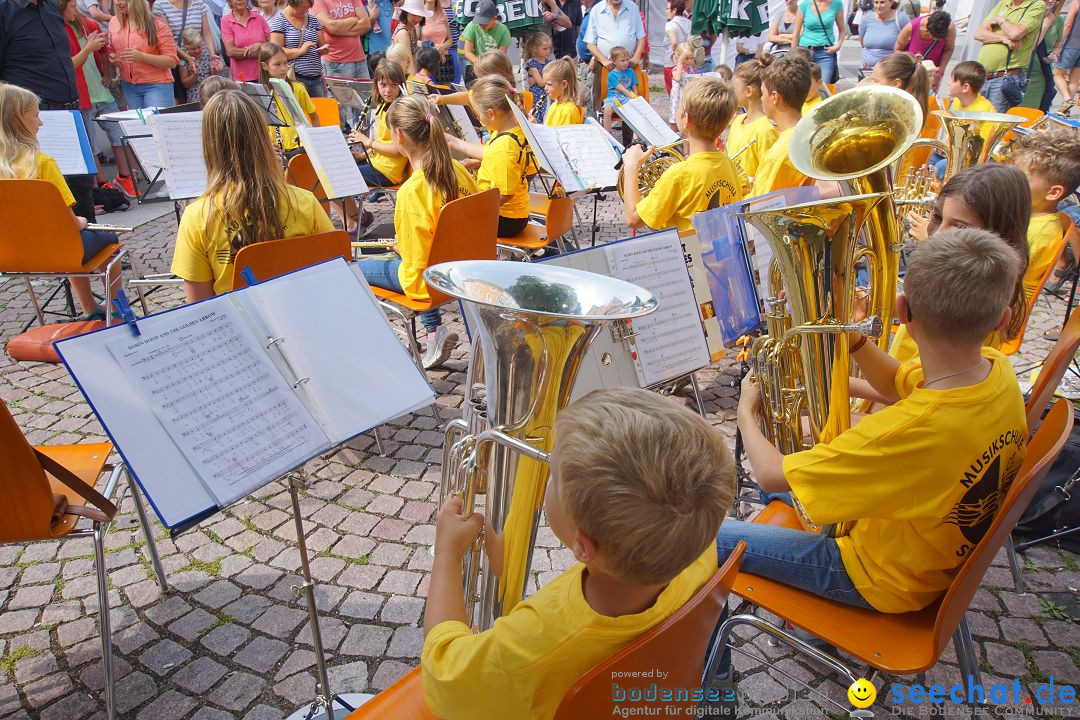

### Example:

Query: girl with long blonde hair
xmin=107 ymin=0 xmax=178 ymax=108
xmin=356 ymin=94 xmax=478 ymax=369
xmin=0 ymin=84 xmax=118 ymax=317
xmin=170 ymin=90 xmax=334 ymax=302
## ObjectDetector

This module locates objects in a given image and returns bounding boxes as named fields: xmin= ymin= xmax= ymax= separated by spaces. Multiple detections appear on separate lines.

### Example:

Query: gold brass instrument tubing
xmin=424 ymin=260 xmax=658 ymax=631
xmin=615 ymin=145 xmax=684 ymax=200
xmin=929 ymin=110 xmax=1023 ymax=182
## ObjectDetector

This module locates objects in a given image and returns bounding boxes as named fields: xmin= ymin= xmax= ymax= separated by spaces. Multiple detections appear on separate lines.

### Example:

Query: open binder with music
xmin=55 ymin=259 xmax=435 ymax=531
xmin=508 ymin=101 xmax=620 ymax=191
xmin=613 ymin=95 xmax=681 ymax=149
xmin=149 ymin=111 xmax=207 ymax=200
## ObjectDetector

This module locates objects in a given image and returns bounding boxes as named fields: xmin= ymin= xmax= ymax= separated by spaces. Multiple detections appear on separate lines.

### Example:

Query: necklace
xmin=922 ymin=359 xmax=987 ymax=388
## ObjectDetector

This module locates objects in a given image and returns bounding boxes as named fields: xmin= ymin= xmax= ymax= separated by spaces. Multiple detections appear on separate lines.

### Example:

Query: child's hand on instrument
xmin=348 ymin=129 xmax=370 ymax=145
xmin=434 ymin=496 xmax=484 ymax=561
xmin=905 ymin=210 xmax=929 ymax=242
xmin=621 ymin=144 xmax=653 ymax=171
xmin=739 ymin=372 xmax=762 ymax=414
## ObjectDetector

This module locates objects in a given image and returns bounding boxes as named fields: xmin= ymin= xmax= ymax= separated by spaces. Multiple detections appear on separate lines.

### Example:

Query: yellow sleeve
xmin=421 ymin=621 xmax=530 ymax=719
xmin=304 ymin=192 xmax=336 ymax=234
xmin=293 ymin=82 xmax=316 ymax=118
xmin=635 ymin=166 xmax=678 ymax=231
xmin=170 ymin=203 xmax=215 ymax=283
xmin=478 ymin=137 xmax=520 ymax=196
xmin=37 ymin=154 xmax=76 ymax=208
xmin=1024 ymin=215 xmax=1063 ymax=301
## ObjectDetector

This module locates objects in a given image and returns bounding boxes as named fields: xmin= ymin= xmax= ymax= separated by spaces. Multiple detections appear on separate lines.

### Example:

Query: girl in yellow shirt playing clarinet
xmin=542 ymin=58 xmax=584 ymax=127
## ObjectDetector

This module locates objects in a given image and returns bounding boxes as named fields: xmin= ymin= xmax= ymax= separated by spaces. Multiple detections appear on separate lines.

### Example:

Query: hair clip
xmin=424 ymin=112 xmax=433 ymax=123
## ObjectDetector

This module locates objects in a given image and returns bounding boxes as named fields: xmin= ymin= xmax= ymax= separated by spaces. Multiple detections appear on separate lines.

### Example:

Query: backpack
xmin=93 ymin=185 xmax=130 ymax=214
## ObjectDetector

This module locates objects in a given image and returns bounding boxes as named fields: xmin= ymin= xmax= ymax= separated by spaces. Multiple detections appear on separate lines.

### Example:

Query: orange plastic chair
xmin=367 ymin=188 xmax=499 ymax=364
xmin=1000 ymin=212 xmax=1074 ymax=356
xmin=0 ymin=180 xmax=148 ymax=327
xmin=230 ymin=231 xmax=352 ymax=290
xmin=1007 ymin=106 xmax=1044 ymax=127
xmin=344 ymin=542 xmax=747 ymax=720
xmin=498 ymin=196 xmax=575 ymax=260
xmin=311 ymin=96 xmax=342 ymax=128
xmin=711 ymin=400 xmax=1074 ymax=712
xmin=0 ymin=397 xmax=166 ymax=720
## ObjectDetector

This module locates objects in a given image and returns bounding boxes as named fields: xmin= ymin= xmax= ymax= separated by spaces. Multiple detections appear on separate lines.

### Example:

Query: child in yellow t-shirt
xmin=800 ymin=61 xmax=824 ymax=115
xmin=422 ymin=388 xmax=735 ymax=719
xmin=947 ymin=61 xmax=994 ymax=114
xmin=623 ymin=77 xmax=742 ymax=232
xmin=751 ymin=56 xmax=811 ymax=197
xmin=257 ymin=42 xmax=319 ymax=154
xmin=349 ymin=59 xmax=410 ymax=188
xmin=171 ymin=92 xmax=334 ymax=302
xmin=723 ymin=228 xmax=1027 ymax=623
xmin=355 ymin=95 xmax=476 ymax=369
xmin=448 ymin=76 xmax=535 ymax=237
xmin=0 ymin=84 xmax=117 ymax=318
xmin=542 ymin=58 xmax=584 ymax=127
xmin=1010 ymin=128 xmax=1079 ymax=302
xmin=727 ymin=55 xmax=780 ymax=191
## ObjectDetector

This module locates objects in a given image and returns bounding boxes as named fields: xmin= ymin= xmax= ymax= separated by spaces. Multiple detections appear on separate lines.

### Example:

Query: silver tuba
xmin=424 ymin=260 xmax=658 ymax=631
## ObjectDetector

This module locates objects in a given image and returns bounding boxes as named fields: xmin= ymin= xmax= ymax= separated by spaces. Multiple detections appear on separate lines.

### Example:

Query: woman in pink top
xmin=421 ymin=0 xmax=454 ymax=83
xmin=221 ymin=0 xmax=271 ymax=81
xmin=108 ymin=0 xmax=178 ymax=107
xmin=894 ymin=9 xmax=954 ymax=90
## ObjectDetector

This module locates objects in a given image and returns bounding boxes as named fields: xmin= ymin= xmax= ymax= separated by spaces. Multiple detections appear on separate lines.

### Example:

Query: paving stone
xmin=337 ymin=564 xmax=386 ymax=590
xmin=329 ymin=661 xmax=370 ymax=693
xmin=1031 ymin=650 xmax=1080 ymax=684
xmin=339 ymin=591 xmax=384 ymax=620
xmin=168 ymin=607 xmax=218 ymax=641
xmin=200 ymin=624 xmax=252 ymax=656
xmin=380 ymin=595 xmax=425 ymax=625
xmin=144 ymin=596 xmax=192 ymax=626
xmin=140 ymin=639 xmax=192 ymax=676
xmin=985 ymin=642 xmax=1029 ymax=677
xmin=371 ymin=660 xmax=412 ymax=690
xmin=113 ymin=622 xmax=160 ymax=655
xmin=78 ymin=656 xmax=132 ymax=691
xmin=339 ymin=624 xmax=392 ymax=657
xmin=273 ymin=671 xmax=316 ymax=707
xmin=193 ymin=580 xmax=243 ymax=609
xmin=7 ymin=584 xmax=55 ymax=610
xmin=252 ymin=605 xmax=307 ymax=636
xmin=274 ymin=649 xmax=319 ymax=683
xmin=234 ymin=636 xmax=289 ymax=673
xmin=172 ymin=656 xmax=229 ymax=694
xmin=39 ymin=692 xmax=96 ymax=720
xmin=0 ymin=610 xmax=38 ymax=634
xmin=22 ymin=673 xmax=72 ymax=709
xmin=243 ymin=704 xmax=285 ymax=720
xmin=57 ymin=617 xmax=97 ymax=646
xmin=135 ymin=689 xmax=197 ymax=720
xmin=386 ymin=626 xmax=424 ymax=658
xmin=190 ymin=708 xmax=235 ymax=720
xmin=378 ymin=569 xmax=422 ymax=594
xmin=998 ymin=617 xmax=1047 ymax=646
xmin=210 ymin=671 xmax=266 ymax=712
xmin=222 ymin=595 xmax=273 ymax=624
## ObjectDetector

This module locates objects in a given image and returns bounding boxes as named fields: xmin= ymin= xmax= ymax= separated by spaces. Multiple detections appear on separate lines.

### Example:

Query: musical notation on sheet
xmin=556 ymin=125 xmax=620 ymax=190
xmin=39 ymin=111 xmax=95 ymax=175
xmin=446 ymin=104 xmax=480 ymax=144
xmin=296 ymin=125 xmax=369 ymax=199
xmin=106 ymin=303 xmax=326 ymax=507
xmin=119 ymin=119 xmax=163 ymax=170
xmin=607 ymin=230 xmax=710 ymax=387
xmin=150 ymin=112 xmax=207 ymax=199
xmin=615 ymin=96 xmax=681 ymax=149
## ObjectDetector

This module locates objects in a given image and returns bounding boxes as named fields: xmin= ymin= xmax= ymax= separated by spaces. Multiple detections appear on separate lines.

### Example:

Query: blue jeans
xmin=809 ymin=47 xmax=838 ymax=83
xmin=296 ymin=73 xmax=327 ymax=99
xmin=358 ymin=257 xmax=441 ymax=331
xmin=120 ymin=81 xmax=173 ymax=109
xmin=981 ymin=72 xmax=1028 ymax=113
xmin=358 ymin=162 xmax=394 ymax=187
xmin=323 ymin=59 xmax=370 ymax=127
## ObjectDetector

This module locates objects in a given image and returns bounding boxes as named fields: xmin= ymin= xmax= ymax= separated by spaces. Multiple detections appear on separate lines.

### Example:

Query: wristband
xmin=850 ymin=334 xmax=868 ymax=354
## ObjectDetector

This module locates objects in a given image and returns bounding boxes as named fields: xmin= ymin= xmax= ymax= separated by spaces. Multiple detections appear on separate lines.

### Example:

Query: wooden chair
xmin=311 ymin=96 xmax=342 ymax=128
xmin=1000 ymin=212 xmax=1075 ymax=356
xmin=498 ymin=196 xmax=575 ymax=261
xmin=0 ymin=397 xmax=166 ymax=720
xmin=230 ymin=230 xmax=352 ymax=290
xmin=286 ymin=152 xmax=334 ymax=216
xmin=367 ymin=188 xmax=499 ymax=366
xmin=707 ymin=400 xmax=1074 ymax=713
xmin=0 ymin=180 xmax=149 ymax=327
xmin=344 ymin=542 xmax=747 ymax=719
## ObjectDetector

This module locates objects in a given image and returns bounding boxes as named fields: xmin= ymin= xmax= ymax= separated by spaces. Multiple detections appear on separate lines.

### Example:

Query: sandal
xmin=1043 ymin=326 xmax=1062 ymax=342
xmin=79 ymin=305 xmax=106 ymax=322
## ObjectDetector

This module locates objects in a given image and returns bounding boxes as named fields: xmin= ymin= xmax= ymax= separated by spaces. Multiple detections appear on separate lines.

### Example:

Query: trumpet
xmin=425 ymin=261 xmax=657 ymax=630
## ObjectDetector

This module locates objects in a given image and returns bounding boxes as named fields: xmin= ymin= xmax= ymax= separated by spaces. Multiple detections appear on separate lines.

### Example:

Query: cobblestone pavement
xmin=1 ymin=71 xmax=1079 ymax=720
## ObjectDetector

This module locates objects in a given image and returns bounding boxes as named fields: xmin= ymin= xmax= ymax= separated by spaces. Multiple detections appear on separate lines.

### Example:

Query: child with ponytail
xmin=0 ymin=83 xmax=118 ymax=319
xmin=542 ymin=57 xmax=583 ymax=126
xmin=357 ymin=94 xmax=477 ymax=369
xmin=870 ymin=51 xmax=929 ymax=122
xmin=258 ymin=42 xmax=320 ymax=155
xmin=349 ymin=58 xmax=410 ymax=188
xmin=727 ymin=54 xmax=779 ymax=185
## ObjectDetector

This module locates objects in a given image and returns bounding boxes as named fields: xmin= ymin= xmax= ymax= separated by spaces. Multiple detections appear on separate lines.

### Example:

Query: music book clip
xmin=112 ymin=290 xmax=140 ymax=337
xmin=241 ymin=266 xmax=259 ymax=286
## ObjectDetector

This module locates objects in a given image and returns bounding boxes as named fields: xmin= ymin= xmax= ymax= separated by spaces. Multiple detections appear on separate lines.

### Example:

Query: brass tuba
xmin=789 ymin=85 xmax=922 ymax=352
xmin=741 ymin=194 xmax=886 ymax=530
xmin=929 ymin=109 xmax=1023 ymax=183
xmin=425 ymin=260 xmax=658 ymax=630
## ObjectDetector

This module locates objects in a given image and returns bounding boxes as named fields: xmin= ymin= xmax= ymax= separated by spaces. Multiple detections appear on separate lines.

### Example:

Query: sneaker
xmin=422 ymin=325 xmax=458 ymax=369
xmin=113 ymin=174 xmax=137 ymax=198
xmin=98 ymin=180 xmax=117 ymax=191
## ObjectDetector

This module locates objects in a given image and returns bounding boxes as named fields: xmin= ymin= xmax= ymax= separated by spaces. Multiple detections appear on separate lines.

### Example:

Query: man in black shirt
xmin=0 ymin=0 xmax=97 ymax=220
xmin=550 ymin=0 xmax=582 ymax=59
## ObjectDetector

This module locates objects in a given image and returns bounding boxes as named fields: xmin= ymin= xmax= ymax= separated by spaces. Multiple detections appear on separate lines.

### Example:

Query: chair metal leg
xmin=1005 ymin=535 xmax=1025 ymax=594
xmin=93 ymin=524 xmax=116 ymax=720
xmin=24 ymin=277 xmax=45 ymax=326
xmin=127 ymin=469 xmax=167 ymax=592
xmin=126 ymin=255 xmax=151 ymax=315
xmin=953 ymin=616 xmax=983 ymax=716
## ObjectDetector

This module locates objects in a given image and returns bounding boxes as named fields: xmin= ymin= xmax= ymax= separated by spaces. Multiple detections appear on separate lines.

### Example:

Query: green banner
xmin=454 ymin=0 xmax=546 ymax=35
xmin=692 ymin=0 xmax=768 ymax=37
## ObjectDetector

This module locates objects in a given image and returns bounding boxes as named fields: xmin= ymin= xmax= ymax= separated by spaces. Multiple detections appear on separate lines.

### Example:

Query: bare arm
xmin=588 ymin=42 xmax=610 ymax=66
xmin=72 ymin=31 xmax=106 ymax=67
xmin=850 ymin=337 xmax=901 ymax=404
xmin=527 ymin=65 xmax=544 ymax=85
xmin=894 ymin=22 xmax=912 ymax=50
xmin=315 ymin=9 xmax=364 ymax=34
xmin=446 ymin=133 xmax=484 ymax=159
xmin=736 ymin=375 xmax=790 ymax=493
xmin=830 ymin=9 xmax=846 ymax=50
xmin=938 ymin=23 xmax=956 ymax=66
xmin=423 ymin=497 xmax=483 ymax=635
xmin=621 ymin=144 xmax=651 ymax=230
xmin=792 ymin=10 xmax=805 ymax=47
xmin=183 ymin=280 xmax=216 ymax=303
xmin=631 ymin=36 xmax=645 ymax=64
xmin=271 ymin=31 xmax=317 ymax=58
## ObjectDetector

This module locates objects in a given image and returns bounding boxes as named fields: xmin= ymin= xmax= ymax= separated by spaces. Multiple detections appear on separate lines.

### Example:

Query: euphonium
xmin=929 ymin=109 xmax=1023 ymax=182
xmin=789 ymin=85 xmax=922 ymax=352
xmin=616 ymin=145 xmax=684 ymax=200
xmin=740 ymin=194 xmax=887 ymax=530
xmin=424 ymin=260 xmax=657 ymax=631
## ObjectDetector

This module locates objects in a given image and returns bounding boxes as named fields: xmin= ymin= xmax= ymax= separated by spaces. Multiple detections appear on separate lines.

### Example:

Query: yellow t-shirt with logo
xmin=636 ymin=151 xmax=742 ymax=232
xmin=725 ymin=113 xmax=779 ymax=181
xmin=477 ymin=126 xmax=533 ymax=220
xmin=750 ymin=127 xmax=807 ymax=197
xmin=422 ymin=545 xmax=716 ymax=720
xmin=544 ymin=100 xmax=584 ymax=127
xmin=784 ymin=347 xmax=1027 ymax=613
xmin=1024 ymin=212 xmax=1064 ymax=302
xmin=369 ymin=104 xmax=410 ymax=185
xmin=171 ymin=184 xmax=334 ymax=296
xmin=802 ymin=95 xmax=823 ymax=116
xmin=268 ymin=80 xmax=316 ymax=152
xmin=393 ymin=160 xmax=478 ymax=300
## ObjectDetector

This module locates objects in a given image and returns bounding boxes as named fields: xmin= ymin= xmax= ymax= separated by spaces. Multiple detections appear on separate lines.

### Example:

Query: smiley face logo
xmin=848 ymin=678 xmax=877 ymax=708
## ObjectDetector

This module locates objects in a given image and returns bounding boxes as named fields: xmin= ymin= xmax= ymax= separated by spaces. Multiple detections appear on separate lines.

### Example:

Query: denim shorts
xmin=83 ymin=102 xmax=123 ymax=146
xmin=1056 ymin=48 xmax=1080 ymax=71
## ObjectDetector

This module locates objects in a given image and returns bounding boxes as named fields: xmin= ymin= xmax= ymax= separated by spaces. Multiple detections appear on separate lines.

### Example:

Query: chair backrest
xmin=1001 ymin=213 xmax=1073 ymax=355
xmin=0 ymin=180 xmax=91 ymax=272
xmin=1025 ymin=308 xmax=1080 ymax=431
xmin=545 ymin=196 xmax=575 ymax=240
xmin=311 ymin=96 xmax=341 ymax=128
xmin=286 ymin=153 xmax=332 ymax=212
xmin=1007 ymin=106 xmax=1043 ymax=127
xmin=0 ymin=398 xmax=60 ymax=543
xmin=424 ymin=188 xmax=500 ymax=306
xmin=230 ymin=230 xmax=352 ymax=290
xmin=933 ymin=399 xmax=1073 ymax=653
xmin=552 ymin=542 xmax=746 ymax=718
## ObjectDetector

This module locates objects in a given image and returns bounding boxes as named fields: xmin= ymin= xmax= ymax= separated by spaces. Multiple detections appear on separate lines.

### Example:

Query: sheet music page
xmin=508 ymin=100 xmax=577 ymax=189
xmin=585 ymin=116 xmax=624 ymax=152
xmin=554 ymin=124 xmax=620 ymax=190
xmin=606 ymin=230 xmax=710 ymax=387
xmin=615 ymin=96 xmax=681 ymax=148
xmin=296 ymin=125 xmax=369 ymax=198
xmin=105 ymin=301 xmax=328 ymax=508
xmin=446 ymin=103 xmax=480 ymax=143
xmin=270 ymin=78 xmax=311 ymax=127
xmin=39 ymin=111 xmax=94 ymax=175
xmin=119 ymin=120 xmax=163 ymax=169
xmin=150 ymin=112 xmax=207 ymax=199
